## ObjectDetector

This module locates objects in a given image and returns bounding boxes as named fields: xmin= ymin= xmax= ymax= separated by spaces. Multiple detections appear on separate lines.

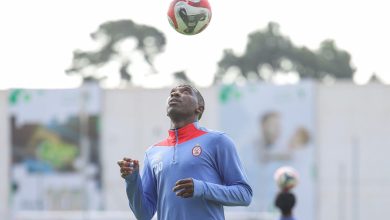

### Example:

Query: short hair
xmin=177 ymin=84 xmax=205 ymax=120
xmin=275 ymin=192 xmax=296 ymax=216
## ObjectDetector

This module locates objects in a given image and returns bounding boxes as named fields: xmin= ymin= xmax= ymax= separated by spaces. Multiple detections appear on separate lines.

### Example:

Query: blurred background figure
xmin=275 ymin=191 xmax=296 ymax=220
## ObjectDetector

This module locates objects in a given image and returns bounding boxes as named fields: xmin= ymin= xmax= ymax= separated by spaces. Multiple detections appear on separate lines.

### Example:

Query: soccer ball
xmin=167 ymin=0 xmax=212 ymax=35
xmin=274 ymin=166 xmax=299 ymax=191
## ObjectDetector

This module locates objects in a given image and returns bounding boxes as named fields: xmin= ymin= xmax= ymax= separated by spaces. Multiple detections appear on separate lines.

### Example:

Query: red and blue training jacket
xmin=124 ymin=122 xmax=252 ymax=220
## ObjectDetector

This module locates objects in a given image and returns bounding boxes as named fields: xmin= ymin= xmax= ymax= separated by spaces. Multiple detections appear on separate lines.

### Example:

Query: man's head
xmin=275 ymin=191 xmax=296 ymax=217
xmin=167 ymin=84 xmax=205 ymax=121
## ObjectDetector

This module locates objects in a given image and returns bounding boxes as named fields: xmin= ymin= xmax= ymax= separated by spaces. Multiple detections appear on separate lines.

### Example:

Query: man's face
xmin=166 ymin=85 xmax=201 ymax=119
xmin=262 ymin=114 xmax=281 ymax=146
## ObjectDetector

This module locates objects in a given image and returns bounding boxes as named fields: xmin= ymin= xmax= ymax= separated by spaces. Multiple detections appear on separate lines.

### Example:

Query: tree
xmin=173 ymin=70 xmax=194 ymax=85
xmin=66 ymin=20 xmax=166 ymax=85
xmin=215 ymin=22 xmax=355 ymax=84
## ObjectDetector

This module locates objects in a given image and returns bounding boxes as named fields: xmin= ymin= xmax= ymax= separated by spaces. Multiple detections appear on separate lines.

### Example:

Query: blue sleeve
xmin=193 ymin=134 xmax=253 ymax=206
xmin=124 ymin=153 xmax=157 ymax=220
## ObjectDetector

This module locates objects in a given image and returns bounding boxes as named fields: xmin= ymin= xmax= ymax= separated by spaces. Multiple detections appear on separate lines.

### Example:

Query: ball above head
xmin=167 ymin=0 xmax=212 ymax=35
xmin=274 ymin=166 xmax=299 ymax=191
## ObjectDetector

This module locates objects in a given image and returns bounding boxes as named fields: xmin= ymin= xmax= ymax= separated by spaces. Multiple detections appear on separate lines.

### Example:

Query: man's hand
xmin=173 ymin=178 xmax=194 ymax=198
xmin=117 ymin=157 xmax=139 ymax=179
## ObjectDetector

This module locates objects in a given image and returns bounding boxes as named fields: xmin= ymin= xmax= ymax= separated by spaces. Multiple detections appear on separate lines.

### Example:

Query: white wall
xmin=3 ymin=83 xmax=390 ymax=220
xmin=0 ymin=91 xmax=10 ymax=218
xmin=317 ymin=83 xmax=390 ymax=220
xmin=101 ymin=87 xmax=219 ymax=211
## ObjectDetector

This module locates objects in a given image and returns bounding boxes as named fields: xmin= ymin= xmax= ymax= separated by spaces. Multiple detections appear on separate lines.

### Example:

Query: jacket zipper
xmin=173 ymin=129 xmax=178 ymax=163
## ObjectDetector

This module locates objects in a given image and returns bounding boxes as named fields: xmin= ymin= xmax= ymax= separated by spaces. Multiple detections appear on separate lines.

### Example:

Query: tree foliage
xmin=66 ymin=20 xmax=166 ymax=84
xmin=215 ymin=22 xmax=355 ymax=83
xmin=173 ymin=70 xmax=194 ymax=85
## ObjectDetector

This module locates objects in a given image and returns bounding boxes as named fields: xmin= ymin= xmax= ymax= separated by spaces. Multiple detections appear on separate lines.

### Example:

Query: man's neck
xmin=170 ymin=116 xmax=196 ymax=129
xmin=282 ymin=212 xmax=292 ymax=218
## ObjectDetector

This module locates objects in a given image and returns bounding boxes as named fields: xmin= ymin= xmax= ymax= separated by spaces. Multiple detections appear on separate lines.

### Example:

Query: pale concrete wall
xmin=3 ymin=83 xmax=390 ymax=220
xmin=0 ymin=91 xmax=10 ymax=218
xmin=317 ymin=83 xmax=390 ymax=220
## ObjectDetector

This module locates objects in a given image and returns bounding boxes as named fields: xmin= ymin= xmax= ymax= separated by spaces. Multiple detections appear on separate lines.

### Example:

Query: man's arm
xmin=120 ymin=155 xmax=157 ymax=220
xmin=192 ymin=134 xmax=252 ymax=206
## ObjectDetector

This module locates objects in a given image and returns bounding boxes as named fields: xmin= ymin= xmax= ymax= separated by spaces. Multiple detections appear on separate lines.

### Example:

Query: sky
xmin=0 ymin=0 xmax=389 ymax=89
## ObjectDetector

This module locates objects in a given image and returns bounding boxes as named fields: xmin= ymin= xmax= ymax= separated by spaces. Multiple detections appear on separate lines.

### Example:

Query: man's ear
xmin=196 ymin=106 xmax=204 ymax=120
xmin=195 ymin=105 xmax=204 ymax=114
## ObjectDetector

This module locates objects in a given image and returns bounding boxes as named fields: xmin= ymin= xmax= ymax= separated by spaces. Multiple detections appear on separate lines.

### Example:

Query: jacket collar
xmin=165 ymin=122 xmax=206 ymax=145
